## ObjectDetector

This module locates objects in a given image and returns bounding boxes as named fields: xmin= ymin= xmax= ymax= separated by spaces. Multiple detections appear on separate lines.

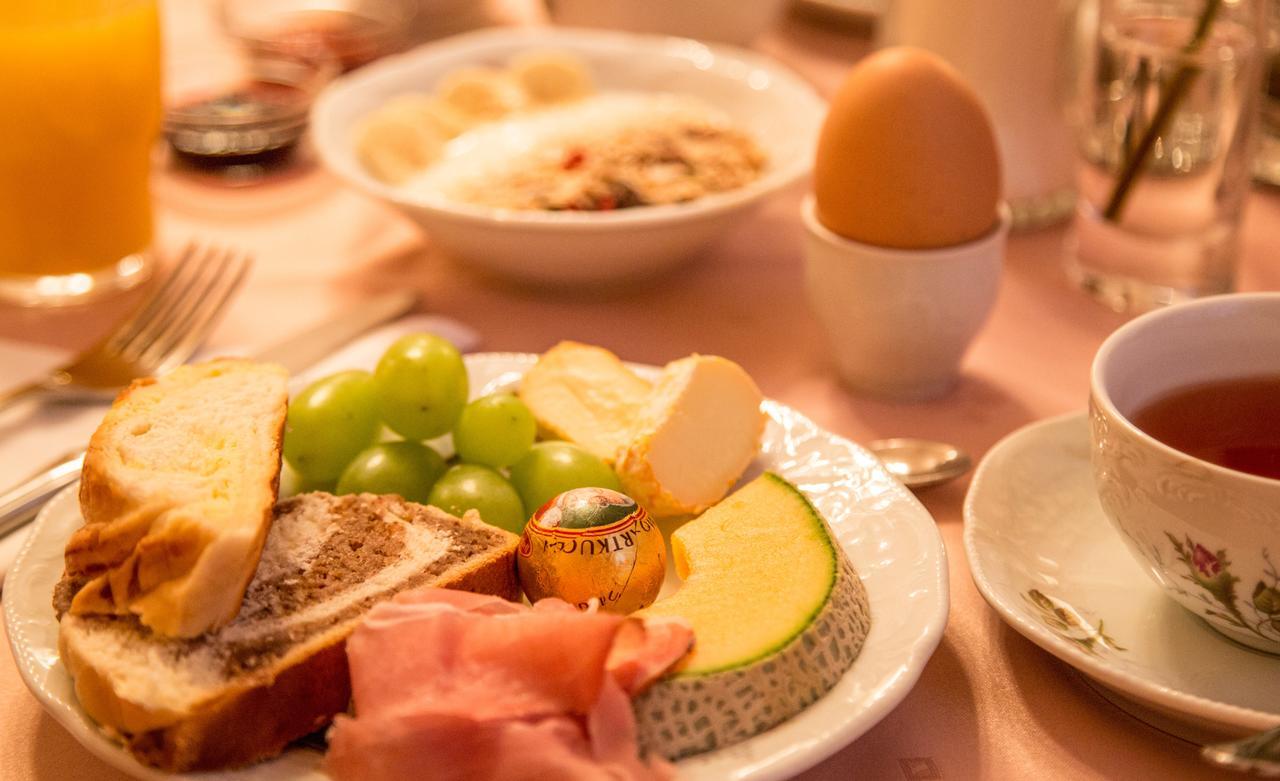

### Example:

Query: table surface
xmin=2 ymin=3 xmax=1277 ymax=780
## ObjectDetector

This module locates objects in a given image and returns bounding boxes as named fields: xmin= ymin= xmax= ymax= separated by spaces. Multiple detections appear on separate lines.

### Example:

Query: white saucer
xmin=964 ymin=413 xmax=1280 ymax=741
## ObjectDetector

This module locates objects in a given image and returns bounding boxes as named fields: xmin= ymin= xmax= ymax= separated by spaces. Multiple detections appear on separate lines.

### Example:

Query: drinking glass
xmin=0 ymin=1 xmax=161 ymax=307
xmin=1255 ymin=0 xmax=1280 ymax=185
xmin=1065 ymin=0 xmax=1266 ymax=313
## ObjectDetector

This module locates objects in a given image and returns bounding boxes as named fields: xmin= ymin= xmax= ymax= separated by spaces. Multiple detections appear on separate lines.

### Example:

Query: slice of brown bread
xmin=55 ymin=492 xmax=520 ymax=772
xmin=66 ymin=359 xmax=289 ymax=638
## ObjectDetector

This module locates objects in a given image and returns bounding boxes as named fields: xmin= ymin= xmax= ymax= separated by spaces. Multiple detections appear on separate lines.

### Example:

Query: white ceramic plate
xmin=5 ymin=353 xmax=947 ymax=781
xmin=964 ymin=413 xmax=1280 ymax=740
xmin=311 ymin=28 xmax=826 ymax=285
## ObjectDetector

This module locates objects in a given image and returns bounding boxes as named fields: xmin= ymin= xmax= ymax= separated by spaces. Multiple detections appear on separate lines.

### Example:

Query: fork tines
xmin=105 ymin=243 xmax=252 ymax=373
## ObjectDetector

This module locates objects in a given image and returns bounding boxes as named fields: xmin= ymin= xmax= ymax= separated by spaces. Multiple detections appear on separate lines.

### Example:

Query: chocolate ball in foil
xmin=517 ymin=487 xmax=666 ymax=613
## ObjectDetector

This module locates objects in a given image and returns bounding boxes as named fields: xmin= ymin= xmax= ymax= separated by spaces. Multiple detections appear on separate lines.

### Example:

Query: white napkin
xmin=0 ymin=315 xmax=479 ymax=587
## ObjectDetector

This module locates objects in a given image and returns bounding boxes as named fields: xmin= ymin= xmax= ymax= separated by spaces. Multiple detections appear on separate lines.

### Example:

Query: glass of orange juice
xmin=0 ymin=1 xmax=161 ymax=307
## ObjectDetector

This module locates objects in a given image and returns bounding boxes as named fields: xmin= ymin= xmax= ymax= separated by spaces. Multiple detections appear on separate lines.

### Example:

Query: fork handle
xmin=0 ymin=380 xmax=44 ymax=417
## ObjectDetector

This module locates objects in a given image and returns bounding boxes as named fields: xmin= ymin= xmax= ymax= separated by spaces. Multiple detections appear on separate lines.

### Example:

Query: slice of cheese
xmin=615 ymin=355 xmax=764 ymax=518
xmin=634 ymin=473 xmax=871 ymax=759
xmin=518 ymin=341 xmax=652 ymax=464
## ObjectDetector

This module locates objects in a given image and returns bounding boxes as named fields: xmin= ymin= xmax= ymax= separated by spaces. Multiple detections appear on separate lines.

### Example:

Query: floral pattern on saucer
xmin=1165 ymin=535 xmax=1280 ymax=646
xmin=1022 ymin=589 xmax=1126 ymax=656
xmin=965 ymin=413 xmax=1280 ymax=739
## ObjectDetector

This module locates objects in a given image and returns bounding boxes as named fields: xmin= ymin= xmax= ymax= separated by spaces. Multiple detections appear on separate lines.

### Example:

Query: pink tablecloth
xmin=1 ymin=5 xmax=1275 ymax=780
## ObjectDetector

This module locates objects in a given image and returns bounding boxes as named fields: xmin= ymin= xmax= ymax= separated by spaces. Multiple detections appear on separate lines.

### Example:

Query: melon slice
xmin=634 ymin=472 xmax=870 ymax=759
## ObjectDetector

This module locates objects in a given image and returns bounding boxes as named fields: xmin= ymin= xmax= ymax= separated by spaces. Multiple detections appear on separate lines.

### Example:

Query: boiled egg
xmin=813 ymin=47 xmax=1001 ymax=249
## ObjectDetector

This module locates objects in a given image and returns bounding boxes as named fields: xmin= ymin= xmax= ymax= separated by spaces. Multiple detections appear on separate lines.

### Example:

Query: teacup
xmin=801 ymin=195 xmax=1008 ymax=400
xmin=1090 ymin=293 xmax=1280 ymax=655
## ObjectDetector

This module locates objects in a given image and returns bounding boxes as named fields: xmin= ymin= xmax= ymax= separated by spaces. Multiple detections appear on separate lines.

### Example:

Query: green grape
xmin=335 ymin=441 xmax=447 ymax=503
xmin=281 ymin=464 xmax=335 ymax=497
xmin=374 ymin=333 xmax=468 ymax=440
xmin=427 ymin=464 xmax=527 ymax=534
xmin=508 ymin=441 xmax=622 ymax=515
xmin=283 ymin=370 xmax=381 ymax=481
xmin=453 ymin=393 xmax=537 ymax=468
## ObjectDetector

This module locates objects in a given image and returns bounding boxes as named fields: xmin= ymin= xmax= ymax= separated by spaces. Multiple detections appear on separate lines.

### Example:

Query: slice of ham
xmin=325 ymin=588 xmax=693 ymax=781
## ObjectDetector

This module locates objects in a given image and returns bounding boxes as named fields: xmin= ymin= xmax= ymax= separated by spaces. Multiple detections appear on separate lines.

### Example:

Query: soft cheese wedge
xmin=634 ymin=473 xmax=871 ymax=759
xmin=66 ymin=359 xmax=288 ymax=638
xmin=615 ymin=355 xmax=764 ymax=517
xmin=518 ymin=341 xmax=652 ymax=464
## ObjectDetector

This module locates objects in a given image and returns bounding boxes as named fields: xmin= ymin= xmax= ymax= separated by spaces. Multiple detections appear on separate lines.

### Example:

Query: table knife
xmin=0 ymin=289 xmax=418 ymax=539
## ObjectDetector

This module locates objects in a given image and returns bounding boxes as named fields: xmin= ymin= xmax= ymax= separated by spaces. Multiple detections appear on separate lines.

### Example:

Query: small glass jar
xmin=164 ymin=45 xmax=337 ymax=183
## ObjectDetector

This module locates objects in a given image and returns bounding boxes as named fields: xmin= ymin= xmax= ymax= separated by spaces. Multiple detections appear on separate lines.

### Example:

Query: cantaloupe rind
xmin=633 ymin=472 xmax=871 ymax=759
xmin=634 ymin=554 xmax=869 ymax=759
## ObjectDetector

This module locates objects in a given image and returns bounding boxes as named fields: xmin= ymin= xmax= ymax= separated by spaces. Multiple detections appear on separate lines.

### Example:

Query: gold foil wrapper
xmin=517 ymin=494 xmax=666 ymax=614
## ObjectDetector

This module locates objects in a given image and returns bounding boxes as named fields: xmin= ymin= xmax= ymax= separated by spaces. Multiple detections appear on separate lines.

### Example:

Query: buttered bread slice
xmin=55 ymin=492 xmax=520 ymax=772
xmin=65 ymin=359 xmax=288 ymax=638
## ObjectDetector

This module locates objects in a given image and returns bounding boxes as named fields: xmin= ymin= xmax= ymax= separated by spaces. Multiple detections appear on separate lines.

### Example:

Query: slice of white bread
xmin=55 ymin=492 xmax=521 ymax=772
xmin=64 ymin=359 xmax=289 ymax=638
xmin=518 ymin=341 xmax=653 ymax=464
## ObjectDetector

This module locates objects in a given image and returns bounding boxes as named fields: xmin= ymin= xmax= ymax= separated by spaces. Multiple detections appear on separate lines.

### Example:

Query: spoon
xmin=865 ymin=438 xmax=972 ymax=490
xmin=1201 ymin=724 xmax=1280 ymax=777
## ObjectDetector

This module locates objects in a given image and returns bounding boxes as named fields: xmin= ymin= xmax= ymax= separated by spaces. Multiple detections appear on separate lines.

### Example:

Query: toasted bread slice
xmin=66 ymin=359 xmax=288 ymax=638
xmin=518 ymin=341 xmax=652 ymax=464
xmin=55 ymin=492 xmax=521 ymax=772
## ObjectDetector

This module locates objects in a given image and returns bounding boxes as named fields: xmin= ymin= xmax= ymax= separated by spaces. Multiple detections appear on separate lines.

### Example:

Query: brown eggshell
xmin=813 ymin=47 xmax=1002 ymax=250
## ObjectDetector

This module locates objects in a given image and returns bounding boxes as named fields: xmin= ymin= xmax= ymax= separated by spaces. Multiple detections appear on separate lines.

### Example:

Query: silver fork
xmin=0 ymin=243 xmax=251 ymax=412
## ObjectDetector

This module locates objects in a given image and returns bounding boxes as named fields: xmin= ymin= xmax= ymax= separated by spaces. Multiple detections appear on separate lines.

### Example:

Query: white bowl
xmin=311 ymin=27 xmax=825 ymax=285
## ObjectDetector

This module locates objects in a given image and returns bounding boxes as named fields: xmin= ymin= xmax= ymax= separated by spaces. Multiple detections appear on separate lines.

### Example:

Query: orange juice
xmin=0 ymin=1 xmax=161 ymax=279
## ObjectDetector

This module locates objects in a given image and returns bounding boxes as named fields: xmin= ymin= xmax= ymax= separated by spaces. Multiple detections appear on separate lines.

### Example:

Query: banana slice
xmin=353 ymin=103 xmax=448 ymax=184
xmin=380 ymin=93 xmax=474 ymax=139
xmin=434 ymin=67 xmax=524 ymax=122
xmin=509 ymin=50 xmax=594 ymax=106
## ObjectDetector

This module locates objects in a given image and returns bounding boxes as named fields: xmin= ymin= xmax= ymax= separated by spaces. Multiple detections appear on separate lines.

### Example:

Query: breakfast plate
xmin=5 ymin=353 xmax=948 ymax=780
xmin=964 ymin=413 xmax=1280 ymax=741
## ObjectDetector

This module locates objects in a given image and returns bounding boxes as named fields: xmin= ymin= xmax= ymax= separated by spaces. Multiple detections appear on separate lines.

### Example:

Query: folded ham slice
xmin=325 ymin=588 xmax=693 ymax=781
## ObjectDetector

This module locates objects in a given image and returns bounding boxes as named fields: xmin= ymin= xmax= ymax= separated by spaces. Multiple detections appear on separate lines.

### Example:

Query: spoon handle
xmin=1201 ymin=725 xmax=1280 ymax=777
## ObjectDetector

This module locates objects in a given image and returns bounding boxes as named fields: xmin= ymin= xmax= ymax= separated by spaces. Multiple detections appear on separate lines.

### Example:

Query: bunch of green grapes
xmin=282 ymin=333 xmax=621 ymax=534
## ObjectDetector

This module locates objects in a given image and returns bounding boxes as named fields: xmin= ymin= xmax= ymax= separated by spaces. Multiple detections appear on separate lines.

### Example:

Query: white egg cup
xmin=801 ymin=195 xmax=1008 ymax=400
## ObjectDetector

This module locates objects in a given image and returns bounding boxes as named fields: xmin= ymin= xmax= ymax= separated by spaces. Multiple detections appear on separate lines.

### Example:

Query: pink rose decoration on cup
xmin=1193 ymin=544 xmax=1221 ymax=578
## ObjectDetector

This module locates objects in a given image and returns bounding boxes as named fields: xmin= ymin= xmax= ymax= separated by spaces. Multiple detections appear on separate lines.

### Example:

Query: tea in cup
xmin=1089 ymin=293 xmax=1280 ymax=654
